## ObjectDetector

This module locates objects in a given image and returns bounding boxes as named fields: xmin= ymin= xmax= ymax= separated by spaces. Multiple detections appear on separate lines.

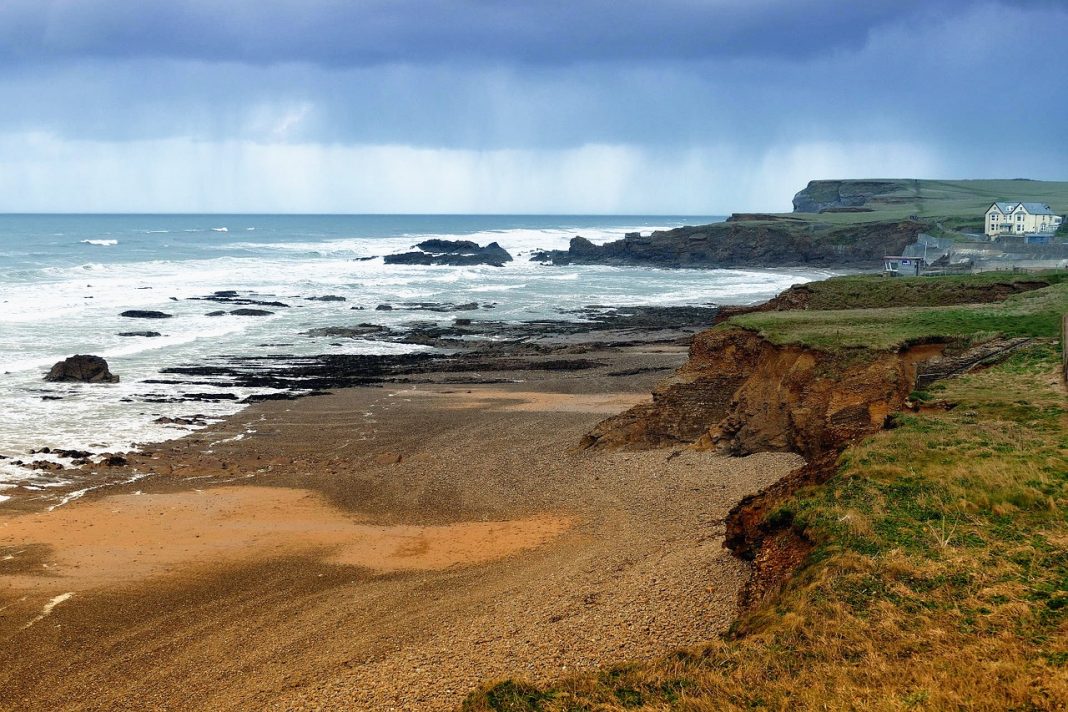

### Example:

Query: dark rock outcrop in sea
xmin=44 ymin=355 xmax=120 ymax=383
xmin=384 ymin=239 xmax=513 ymax=267
xmin=230 ymin=308 xmax=275 ymax=316
xmin=530 ymin=219 xmax=927 ymax=269
xmin=117 ymin=331 xmax=162 ymax=337
xmin=189 ymin=291 xmax=290 ymax=308
xmin=121 ymin=310 xmax=173 ymax=319
xmin=303 ymin=325 xmax=387 ymax=338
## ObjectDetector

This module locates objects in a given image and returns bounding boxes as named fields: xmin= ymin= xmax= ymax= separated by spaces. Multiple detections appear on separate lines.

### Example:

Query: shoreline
xmin=0 ymin=313 xmax=804 ymax=710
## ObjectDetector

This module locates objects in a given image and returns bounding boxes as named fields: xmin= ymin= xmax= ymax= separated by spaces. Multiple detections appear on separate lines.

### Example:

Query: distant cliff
xmin=531 ymin=217 xmax=927 ymax=269
xmin=791 ymin=180 xmax=909 ymax=213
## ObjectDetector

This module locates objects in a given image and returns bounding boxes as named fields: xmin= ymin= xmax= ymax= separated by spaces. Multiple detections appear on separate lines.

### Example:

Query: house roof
xmin=1019 ymin=202 xmax=1055 ymax=215
xmin=988 ymin=201 xmax=1056 ymax=215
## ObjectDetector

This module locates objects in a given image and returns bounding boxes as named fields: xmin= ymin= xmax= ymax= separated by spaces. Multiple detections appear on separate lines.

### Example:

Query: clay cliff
xmin=581 ymin=327 xmax=936 ymax=459
xmin=581 ymin=323 xmax=1035 ymax=606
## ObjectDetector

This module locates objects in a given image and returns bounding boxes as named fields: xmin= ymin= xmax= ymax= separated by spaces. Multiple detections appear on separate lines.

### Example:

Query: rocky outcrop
xmin=304 ymin=325 xmax=387 ymax=338
xmin=120 ymin=310 xmax=172 ymax=319
xmin=189 ymin=291 xmax=289 ymax=308
xmin=384 ymin=240 xmax=513 ymax=267
xmin=531 ymin=219 xmax=927 ymax=269
xmin=581 ymin=327 xmax=936 ymax=458
xmin=44 ymin=355 xmax=120 ymax=383
xmin=791 ymin=179 xmax=906 ymax=213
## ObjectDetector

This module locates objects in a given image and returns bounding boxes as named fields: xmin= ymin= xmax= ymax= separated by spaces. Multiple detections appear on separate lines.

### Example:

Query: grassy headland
xmin=789 ymin=178 xmax=1068 ymax=224
xmin=465 ymin=273 xmax=1068 ymax=711
xmin=535 ymin=179 xmax=1068 ymax=269
xmin=731 ymin=275 xmax=1068 ymax=351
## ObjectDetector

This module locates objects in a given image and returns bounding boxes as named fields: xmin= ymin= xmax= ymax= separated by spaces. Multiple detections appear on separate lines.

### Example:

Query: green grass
xmin=786 ymin=179 xmax=1068 ymax=226
xmin=464 ymin=346 xmax=1068 ymax=711
xmin=731 ymin=278 xmax=1068 ymax=351
xmin=778 ymin=272 xmax=1068 ymax=311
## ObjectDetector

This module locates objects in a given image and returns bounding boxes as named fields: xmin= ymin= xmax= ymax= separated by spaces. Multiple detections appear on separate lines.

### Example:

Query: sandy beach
xmin=0 ymin=344 xmax=802 ymax=710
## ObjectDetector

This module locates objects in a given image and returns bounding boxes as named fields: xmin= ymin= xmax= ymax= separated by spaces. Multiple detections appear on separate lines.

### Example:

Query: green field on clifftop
xmin=786 ymin=178 xmax=1068 ymax=225
xmin=731 ymin=273 xmax=1068 ymax=351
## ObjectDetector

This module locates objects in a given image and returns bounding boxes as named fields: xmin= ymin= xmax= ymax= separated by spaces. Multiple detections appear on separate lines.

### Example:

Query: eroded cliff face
xmin=582 ymin=326 xmax=946 ymax=608
xmin=582 ymin=327 xmax=939 ymax=459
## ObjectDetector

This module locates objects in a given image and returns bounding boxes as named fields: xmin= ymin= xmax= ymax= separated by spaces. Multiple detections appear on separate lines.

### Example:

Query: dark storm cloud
xmin=0 ymin=0 xmax=1051 ymax=66
xmin=0 ymin=0 xmax=1065 ymax=212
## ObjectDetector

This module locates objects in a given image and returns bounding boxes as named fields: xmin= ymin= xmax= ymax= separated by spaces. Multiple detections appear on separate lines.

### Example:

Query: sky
xmin=0 ymin=0 xmax=1065 ymax=214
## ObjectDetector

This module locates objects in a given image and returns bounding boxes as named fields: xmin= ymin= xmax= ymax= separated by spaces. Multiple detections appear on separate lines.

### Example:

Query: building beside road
xmin=985 ymin=202 xmax=1062 ymax=237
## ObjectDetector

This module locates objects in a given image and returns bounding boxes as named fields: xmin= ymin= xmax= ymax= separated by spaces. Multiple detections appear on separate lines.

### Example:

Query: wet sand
xmin=0 ymin=346 xmax=803 ymax=710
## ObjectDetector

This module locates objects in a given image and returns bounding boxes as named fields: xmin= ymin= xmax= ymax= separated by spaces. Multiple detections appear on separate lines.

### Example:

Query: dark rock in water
xmin=31 ymin=447 xmax=92 ymax=459
xmin=384 ymin=239 xmax=513 ymax=267
xmin=350 ymin=306 xmax=366 ymax=310
xmin=181 ymin=392 xmax=239 ymax=401
xmin=154 ymin=415 xmax=207 ymax=426
xmin=117 ymin=331 xmax=162 ymax=337
xmin=44 ymin=355 xmax=120 ymax=383
xmin=455 ymin=318 xmax=472 ymax=326
xmin=307 ymin=295 xmax=347 ymax=302
xmin=230 ymin=308 xmax=274 ymax=316
xmin=121 ymin=310 xmax=172 ymax=319
xmin=188 ymin=291 xmax=289 ymax=308
xmin=101 ymin=454 xmax=128 ymax=467
xmin=416 ymin=238 xmax=479 ymax=253
xmin=206 ymin=310 xmax=227 ymax=316
xmin=399 ymin=301 xmax=480 ymax=312
xmin=304 ymin=325 xmax=387 ymax=338
xmin=375 ymin=304 xmax=394 ymax=311
xmin=30 ymin=460 xmax=65 ymax=471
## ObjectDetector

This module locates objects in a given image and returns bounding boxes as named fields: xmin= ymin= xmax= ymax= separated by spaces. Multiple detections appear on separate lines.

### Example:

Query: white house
xmin=985 ymin=202 xmax=1062 ymax=237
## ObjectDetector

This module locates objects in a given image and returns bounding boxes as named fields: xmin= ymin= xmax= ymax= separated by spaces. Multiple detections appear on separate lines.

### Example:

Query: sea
xmin=0 ymin=214 xmax=831 ymax=498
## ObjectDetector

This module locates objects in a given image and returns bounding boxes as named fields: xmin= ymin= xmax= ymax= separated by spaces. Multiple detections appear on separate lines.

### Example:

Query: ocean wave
xmin=212 ymin=227 xmax=229 ymax=233
xmin=81 ymin=239 xmax=118 ymax=246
